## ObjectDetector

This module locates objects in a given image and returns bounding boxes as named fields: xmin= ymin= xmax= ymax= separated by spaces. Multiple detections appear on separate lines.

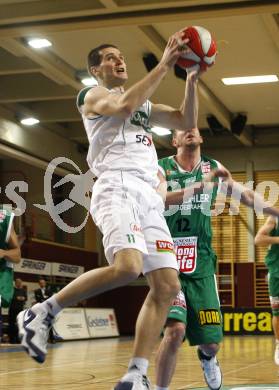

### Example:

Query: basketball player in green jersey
xmin=155 ymin=128 xmax=223 ymax=390
xmin=0 ymin=209 xmax=21 ymax=341
xmin=0 ymin=209 xmax=21 ymax=308
xmin=255 ymin=216 xmax=279 ymax=365
xmin=155 ymin=128 xmax=279 ymax=390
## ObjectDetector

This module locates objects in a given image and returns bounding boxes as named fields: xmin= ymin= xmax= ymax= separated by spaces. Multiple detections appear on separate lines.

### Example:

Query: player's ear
xmin=172 ymin=137 xmax=177 ymax=148
xmin=200 ymin=135 xmax=203 ymax=145
xmin=90 ymin=66 xmax=99 ymax=78
xmin=172 ymin=130 xmax=177 ymax=147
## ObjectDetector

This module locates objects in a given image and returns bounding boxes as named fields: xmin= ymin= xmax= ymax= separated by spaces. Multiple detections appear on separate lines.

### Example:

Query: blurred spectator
xmin=34 ymin=278 xmax=52 ymax=303
xmin=8 ymin=278 xmax=27 ymax=343
xmin=34 ymin=278 xmax=57 ymax=343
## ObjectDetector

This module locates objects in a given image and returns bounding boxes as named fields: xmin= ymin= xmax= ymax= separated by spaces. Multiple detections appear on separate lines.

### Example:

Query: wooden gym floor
xmin=1 ymin=335 xmax=279 ymax=389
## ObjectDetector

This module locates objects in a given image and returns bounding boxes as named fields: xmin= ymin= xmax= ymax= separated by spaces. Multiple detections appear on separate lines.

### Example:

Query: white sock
xmin=199 ymin=347 xmax=215 ymax=358
xmin=41 ymin=296 xmax=63 ymax=317
xmin=128 ymin=357 xmax=149 ymax=375
xmin=154 ymin=387 xmax=169 ymax=390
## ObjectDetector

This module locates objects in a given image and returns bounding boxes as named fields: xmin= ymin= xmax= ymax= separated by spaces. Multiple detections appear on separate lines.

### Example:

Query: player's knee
xmin=113 ymin=266 xmax=140 ymax=284
xmin=199 ymin=343 xmax=220 ymax=356
xmin=165 ymin=322 xmax=185 ymax=350
xmin=152 ymin=278 xmax=180 ymax=303
xmin=113 ymin=260 xmax=141 ymax=283
xmin=113 ymin=250 xmax=142 ymax=283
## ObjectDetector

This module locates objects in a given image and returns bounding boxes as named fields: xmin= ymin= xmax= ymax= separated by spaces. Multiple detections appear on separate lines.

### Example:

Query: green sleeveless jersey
xmin=0 ymin=210 xmax=15 ymax=307
xmin=159 ymin=155 xmax=220 ymax=279
xmin=265 ymin=218 xmax=279 ymax=275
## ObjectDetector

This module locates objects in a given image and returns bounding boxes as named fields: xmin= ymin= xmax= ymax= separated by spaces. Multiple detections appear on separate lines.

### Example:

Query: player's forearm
xmin=165 ymin=182 xmax=203 ymax=206
xmin=3 ymin=248 xmax=21 ymax=263
xmin=224 ymin=181 xmax=279 ymax=218
xmin=255 ymin=235 xmax=279 ymax=246
xmin=180 ymin=74 xmax=199 ymax=130
xmin=119 ymin=63 xmax=169 ymax=114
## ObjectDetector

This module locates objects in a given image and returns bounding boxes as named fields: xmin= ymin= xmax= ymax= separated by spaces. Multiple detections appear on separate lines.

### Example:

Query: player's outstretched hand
xmin=186 ymin=63 xmax=206 ymax=79
xmin=160 ymin=31 xmax=190 ymax=69
xmin=203 ymin=168 xmax=232 ymax=183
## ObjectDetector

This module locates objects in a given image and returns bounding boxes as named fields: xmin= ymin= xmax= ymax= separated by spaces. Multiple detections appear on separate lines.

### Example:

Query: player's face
xmin=96 ymin=47 xmax=128 ymax=86
xmin=39 ymin=279 xmax=46 ymax=288
xmin=15 ymin=278 xmax=22 ymax=288
xmin=173 ymin=128 xmax=203 ymax=149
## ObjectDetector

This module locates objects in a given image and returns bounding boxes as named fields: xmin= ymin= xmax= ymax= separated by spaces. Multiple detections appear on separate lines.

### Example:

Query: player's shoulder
xmin=0 ymin=209 xmax=13 ymax=221
xmin=158 ymin=155 xmax=175 ymax=169
xmin=201 ymin=154 xmax=220 ymax=167
xmin=76 ymin=85 xmax=109 ymax=108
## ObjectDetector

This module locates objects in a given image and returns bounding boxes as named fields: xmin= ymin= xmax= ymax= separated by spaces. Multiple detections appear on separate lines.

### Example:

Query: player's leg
xmin=155 ymin=288 xmax=187 ymax=390
xmin=17 ymin=176 xmax=146 ymax=363
xmin=272 ymin=315 xmax=279 ymax=365
xmin=133 ymin=267 xmax=180 ymax=358
xmin=17 ymin=248 xmax=143 ymax=363
xmin=115 ymin=268 xmax=180 ymax=390
xmin=268 ymin=272 xmax=279 ymax=364
xmin=115 ymin=203 xmax=180 ymax=390
xmin=186 ymin=276 xmax=223 ymax=390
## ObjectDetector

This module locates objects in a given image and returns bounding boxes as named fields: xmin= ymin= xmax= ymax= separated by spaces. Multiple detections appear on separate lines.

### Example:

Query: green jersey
xmin=0 ymin=210 xmax=15 ymax=307
xmin=265 ymin=218 xmax=279 ymax=275
xmin=159 ymin=155 xmax=220 ymax=279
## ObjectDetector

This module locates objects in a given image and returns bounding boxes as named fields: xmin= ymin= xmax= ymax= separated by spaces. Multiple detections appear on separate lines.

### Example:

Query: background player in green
xmin=0 ymin=209 xmax=21 ymax=308
xmin=255 ymin=216 xmax=279 ymax=365
xmin=156 ymin=127 xmax=224 ymax=390
xmin=155 ymin=128 xmax=279 ymax=390
xmin=0 ymin=208 xmax=21 ymax=341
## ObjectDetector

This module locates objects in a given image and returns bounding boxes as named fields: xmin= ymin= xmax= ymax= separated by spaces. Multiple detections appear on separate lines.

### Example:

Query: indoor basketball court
xmin=1 ymin=336 xmax=279 ymax=389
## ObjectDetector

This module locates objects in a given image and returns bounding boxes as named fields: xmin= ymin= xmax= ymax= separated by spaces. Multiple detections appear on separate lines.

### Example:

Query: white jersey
xmin=77 ymin=86 xmax=160 ymax=187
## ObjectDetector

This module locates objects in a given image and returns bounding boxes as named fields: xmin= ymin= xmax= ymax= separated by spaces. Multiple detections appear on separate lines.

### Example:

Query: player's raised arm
xmin=255 ymin=217 xmax=279 ymax=246
xmin=83 ymin=32 xmax=188 ymax=119
xmin=217 ymin=166 xmax=279 ymax=218
xmin=150 ymin=66 xmax=199 ymax=131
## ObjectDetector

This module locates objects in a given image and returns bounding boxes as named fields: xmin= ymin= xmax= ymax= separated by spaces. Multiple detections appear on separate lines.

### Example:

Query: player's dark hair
xmin=87 ymin=44 xmax=118 ymax=74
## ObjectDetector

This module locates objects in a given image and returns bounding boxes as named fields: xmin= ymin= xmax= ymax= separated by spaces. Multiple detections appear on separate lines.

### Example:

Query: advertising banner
xmin=14 ymin=258 xmax=51 ymax=275
xmin=52 ymin=308 xmax=119 ymax=340
xmin=51 ymin=262 xmax=84 ymax=278
xmin=222 ymin=308 xmax=273 ymax=335
xmin=85 ymin=308 xmax=119 ymax=338
xmin=53 ymin=308 xmax=89 ymax=340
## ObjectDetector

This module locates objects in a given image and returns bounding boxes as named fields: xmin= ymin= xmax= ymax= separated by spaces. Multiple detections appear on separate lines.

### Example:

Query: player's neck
xmin=100 ymin=79 xmax=125 ymax=92
xmin=175 ymin=147 xmax=201 ymax=171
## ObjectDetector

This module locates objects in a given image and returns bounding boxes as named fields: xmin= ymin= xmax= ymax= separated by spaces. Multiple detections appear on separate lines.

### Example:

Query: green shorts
xmin=0 ymin=267 xmax=14 ymax=308
xmin=268 ymin=272 xmax=279 ymax=316
xmin=167 ymin=274 xmax=223 ymax=346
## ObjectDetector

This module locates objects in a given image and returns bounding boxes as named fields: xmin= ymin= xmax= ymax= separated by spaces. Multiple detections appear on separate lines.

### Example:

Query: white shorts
xmin=90 ymin=171 xmax=178 ymax=275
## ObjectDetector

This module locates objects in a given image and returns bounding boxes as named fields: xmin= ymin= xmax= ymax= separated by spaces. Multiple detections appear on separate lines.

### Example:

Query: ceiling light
xmin=222 ymin=75 xmax=278 ymax=85
xmin=21 ymin=117 xmax=40 ymax=126
xmin=81 ymin=77 xmax=98 ymax=86
xmin=152 ymin=127 xmax=171 ymax=136
xmin=27 ymin=38 xmax=52 ymax=49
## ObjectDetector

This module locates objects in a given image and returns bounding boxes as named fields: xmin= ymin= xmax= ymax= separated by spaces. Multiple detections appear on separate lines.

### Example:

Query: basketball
xmin=176 ymin=26 xmax=217 ymax=71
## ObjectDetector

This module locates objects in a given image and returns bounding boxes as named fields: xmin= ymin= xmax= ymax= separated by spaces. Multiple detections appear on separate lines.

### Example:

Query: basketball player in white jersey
xmin=17 ymin=31 xmax=201 ymax=389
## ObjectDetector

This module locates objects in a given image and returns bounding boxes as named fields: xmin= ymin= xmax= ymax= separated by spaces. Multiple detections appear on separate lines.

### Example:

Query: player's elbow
xmin=254 ymin=235 xmax=264 ymax=246
xmin=13 ymin=249 xmax=21 ymax=263
xmin=119 ymin=102 xmax=134 ymax=118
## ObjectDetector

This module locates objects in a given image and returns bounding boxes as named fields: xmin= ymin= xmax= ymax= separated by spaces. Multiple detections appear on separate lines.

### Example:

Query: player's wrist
xmin=157 ymin=61 xmax=171 ymax=73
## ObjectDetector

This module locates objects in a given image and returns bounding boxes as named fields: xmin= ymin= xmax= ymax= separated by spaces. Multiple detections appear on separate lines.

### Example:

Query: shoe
xmin=114 ymin=369 xmax=151 ymax=389
xmin=197 ymin=348 xmax=222 ymax=390
xmin=17 ymin=306 xmax=54 ymax=363
xmin=274 ymin=342 xmax=279 ymax=365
